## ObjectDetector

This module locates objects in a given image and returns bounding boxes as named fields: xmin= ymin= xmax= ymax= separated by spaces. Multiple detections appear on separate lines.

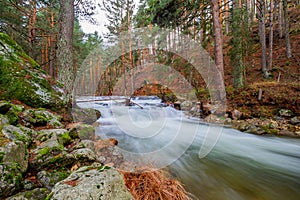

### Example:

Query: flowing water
xmin=77 ymin=96 xmax=300 ymax=200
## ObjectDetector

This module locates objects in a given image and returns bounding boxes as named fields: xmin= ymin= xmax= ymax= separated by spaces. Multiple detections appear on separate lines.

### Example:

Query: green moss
xmin=37 ymin=144 xmax=64 ymax=159
xmin=0 ymin=33 xmax=65 ymax=111
xmin=45 ymin=192 xmax=53 ymax=200
xmin=0 ymin=151 xmax=5 ymax=162
xmin=12 ymin=130 xmax=31 ymax=145
xmin=24 ymin=191 xmax=33 ymax=198
xmin=57 ymin=132 xmax=72 ymax=146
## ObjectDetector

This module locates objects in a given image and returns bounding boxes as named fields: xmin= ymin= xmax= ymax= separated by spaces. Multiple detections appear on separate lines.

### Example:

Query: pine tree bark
xmin=278 ymin=0 xmax=283 ymax=38
xmin=257 ymin=0 xmax=268 ymax=78
xmin=268 ymin=0 xmax=274 ymax=71
xmin=56 ymin=0 xmax=75 ymax=104
xmin=211 ymin=0 xmax=224 ymax=77
xmin=283 ymin=0 xmax=292 ymax=58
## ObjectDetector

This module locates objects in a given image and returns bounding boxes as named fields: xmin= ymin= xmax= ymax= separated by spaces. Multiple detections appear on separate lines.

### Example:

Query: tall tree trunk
xmin=232 ymin=0 xmax=244 ymax=88
xmin=28 ymin=0 xmax=37 ymax=58
xmin=49 ymin=11 xmax=56 ymax=78
xmin=278 ymin=0 xmax=283 ymax=38
xmin=56 ymin=0 xmax=75 ymax=104
xmin=283 ymin=0 xmax=292 ymax=58
xmin=211 ymin=0 xmax=224 ymax=77
xmin=257 ymin=0 xmax=268 ymax=78
xmin=268 ymin=0 xmax=274 ymax=71
xmin=224 ymin=0 xmax=230 ymax=34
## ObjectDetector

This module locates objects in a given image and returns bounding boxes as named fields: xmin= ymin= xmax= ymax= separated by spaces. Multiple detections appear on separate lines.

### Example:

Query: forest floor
xmin=221 ymin=6 xmax=300 ymax=118
xmin=134 ymin=6 xmax=300 ymax=137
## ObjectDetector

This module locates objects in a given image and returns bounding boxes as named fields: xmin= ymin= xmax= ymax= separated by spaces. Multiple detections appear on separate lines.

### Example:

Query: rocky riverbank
xmin=0 ymin=100 xmax=133 ymax=199
xmin=0 ymin=33 xmax=190 ymax=200
xmin=186 ymin=101 xmax=300 ymax=137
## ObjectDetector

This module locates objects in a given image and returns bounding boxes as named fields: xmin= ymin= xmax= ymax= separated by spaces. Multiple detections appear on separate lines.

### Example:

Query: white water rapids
xmin=77 ymin=96 xmax=300 ymax=200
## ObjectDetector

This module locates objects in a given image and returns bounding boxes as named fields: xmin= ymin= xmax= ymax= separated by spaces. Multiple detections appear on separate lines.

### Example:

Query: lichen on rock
xmin=50 ymin=163 xmax=133 ymax=200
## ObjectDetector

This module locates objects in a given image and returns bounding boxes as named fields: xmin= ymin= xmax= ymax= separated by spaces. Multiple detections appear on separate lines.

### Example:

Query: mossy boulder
xmin=36 ymin=129 xmax=71 ymax=146
xmin=0 ymin=101 xmax=24 ymax=125
xmin=0 ymin=114 xmax=9 ymax=127
xmin=0 ymin=162 xmax=23 ymax=198
xmin=22 ymin=109 xmax=63 ymax=128
xmin=71 ymin=108 xmax=101 ymax=124
xmin=37 ymin=170 xmax=70 ymax=190
xmin=0 ymin=125 xmax=31 ymax=172
xmin=0 ymin=33 xmax=65 ymax=111
xmin=30 ymin=139 xmax=75 ymax=171
xmin=6 ymin=188 xmax=50 ymax=200
xmin=50 ymin=164 xmax=133 ymax=200
xmin=69 ymin=123 xmax=95 ymax=140
xmin=2 ymin=125 xmax=32 ymax=146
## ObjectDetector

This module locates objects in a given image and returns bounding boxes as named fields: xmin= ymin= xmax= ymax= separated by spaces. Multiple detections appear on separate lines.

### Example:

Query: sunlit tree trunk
xmin=224 ymin=0 xmax=230 ymax=34
xmin=57 ymin=0 xmax=75 ymax=104
xmin=28 ymin=0 xmax=37 ymax=58
xmin=211 ymin=0 xmax=224 ymax=77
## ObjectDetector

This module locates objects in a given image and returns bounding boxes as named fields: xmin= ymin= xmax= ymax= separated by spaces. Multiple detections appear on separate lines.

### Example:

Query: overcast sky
xmin=79 ymin=0 xmax=141 ymax=35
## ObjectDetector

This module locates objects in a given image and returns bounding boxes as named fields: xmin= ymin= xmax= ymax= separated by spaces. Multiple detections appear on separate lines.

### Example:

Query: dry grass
xmin=122 ymin=167 xmax=191 ymax=200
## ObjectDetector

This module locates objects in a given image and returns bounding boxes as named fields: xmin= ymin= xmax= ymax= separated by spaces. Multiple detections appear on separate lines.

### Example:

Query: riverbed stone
xmin=50 ymin=164 xmax=133 ymax=200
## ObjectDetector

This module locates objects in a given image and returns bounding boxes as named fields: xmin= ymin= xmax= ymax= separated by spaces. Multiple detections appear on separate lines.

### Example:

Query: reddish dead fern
xmin=122 ymin=167 xmax=191 ymax=200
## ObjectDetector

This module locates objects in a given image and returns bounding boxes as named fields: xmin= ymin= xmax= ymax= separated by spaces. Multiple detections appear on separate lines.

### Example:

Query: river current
xmin=77 ymin=96 xmax=300 ymax=200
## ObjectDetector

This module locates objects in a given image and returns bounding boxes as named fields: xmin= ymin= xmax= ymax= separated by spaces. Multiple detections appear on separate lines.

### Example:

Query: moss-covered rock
xmin=36 ymin=129 xmax=70 ymax=146
xmin=0 ymin=162 xmax=23 ymax=198
xmin=50 ymin=164 xmax=133 ymax=200
xmin=0 ymin=33 xmax=65 ymax=111
xmin=2 ymin=125 xmax=32 ymax=146
xmin=69 ymin=123 xmax=95 ymax=140
xmin=71 ymin=108 xmax=101 ymax=124
xmin=0 ymin=114 xmax=9 ymax=127
xmin=6 ymin=104 xmax=24 ymax=125
xmin=6 ymin=187 xmax=50 ymax=200
xmin=37 ymin=170 xmax=70 ymax=190
xmin=30 ymin=136 xmax=75 ymax=171
xmin=22 ymin=109 xmax=63 ymax=128
xmin=0 ymin=140 xmax=28 ymax=173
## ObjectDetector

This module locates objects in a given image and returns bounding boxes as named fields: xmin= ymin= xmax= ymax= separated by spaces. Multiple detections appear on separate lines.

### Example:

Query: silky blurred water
xmin=77 ymin=96 xmax=300 ymax=200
